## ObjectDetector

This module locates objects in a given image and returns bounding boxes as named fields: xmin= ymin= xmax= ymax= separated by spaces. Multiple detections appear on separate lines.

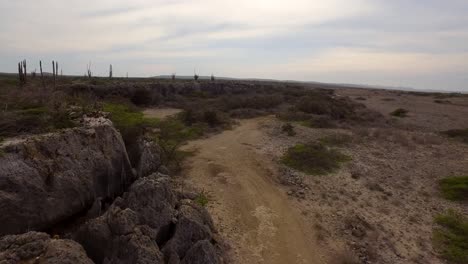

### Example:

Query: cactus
xmin=17 ymin=60 xmax=28 ymax=85
xmin=211 ymin=74 xmax=215 ymax=81
xmin=18 ymin=62 xmax=22 ymax=84
xmin=23 ymin=60 xmax=27 ymax=83
xmin=52 ymin=61 xmax=56 ymax=89
xmin=171 ymin=73 xmax=176 ymax=80
xmin=109 ymin=64 xmax=113 ymax=79
xmin=40 ymin=60 xmax=45 ymax=88
xmin=86 ymin=62 xmax=92 ymax=78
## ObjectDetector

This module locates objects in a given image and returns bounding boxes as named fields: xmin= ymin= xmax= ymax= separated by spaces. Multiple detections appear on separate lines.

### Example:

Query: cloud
xmin=0 ymin=0 xmax=467 ymax=90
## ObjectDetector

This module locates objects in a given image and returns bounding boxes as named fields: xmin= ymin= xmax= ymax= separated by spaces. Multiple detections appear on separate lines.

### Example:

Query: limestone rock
xmin=0 ymin=231 xmax=93 ymax=264
xmin=0 ymin=123 xmax=134 ymax=235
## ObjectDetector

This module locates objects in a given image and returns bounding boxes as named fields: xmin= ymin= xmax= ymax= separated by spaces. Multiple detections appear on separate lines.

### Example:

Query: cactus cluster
xmin=86 ymin=62 xmax=93 ymax=78
xmin=17 ymin=60 xmax=27 ymax=84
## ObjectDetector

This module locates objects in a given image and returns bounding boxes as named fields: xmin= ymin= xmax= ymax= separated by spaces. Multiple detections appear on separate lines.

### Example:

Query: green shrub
xmin=152 ymin=117 xmax=204 ymax=171
xmin=319 ymin=134 xmax=353 ymax=147
xmin=103 ymin=102 xmax=158 ymax=145
xmin=281 ymin=123 xmax=296 ymax=136
xmin=390 ymin=108 xmax=408 ymax=117
xmin=442 ymin=129 xmax=468 ymax=144
xmin=439 ymin=176 xmax=468 ymax=201
xmin=281 ymin=142 xmax=351 ymax=175
xmin=433 ymin=210 xmax=468 ymax=264
xmin=203 ymin=110 xmax=222 ymax=127
xmin=195 ymin=191 xmax=209 ymax=207
xmin=300 ymin=116 xmax=335 ymax=128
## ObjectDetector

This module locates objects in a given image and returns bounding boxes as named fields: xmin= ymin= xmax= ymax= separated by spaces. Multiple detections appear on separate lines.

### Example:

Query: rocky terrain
xmin=1 ymin=77 xmax=467 ymax=264
xmin=0 ymin=116 xmax=224 ymax=263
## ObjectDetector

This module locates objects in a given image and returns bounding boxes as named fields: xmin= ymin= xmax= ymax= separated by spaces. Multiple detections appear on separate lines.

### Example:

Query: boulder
xmin=0 ymin=122 xmax=134 ymax=235
xmin=0 ymin=231 xmax=93 ymax=264
xmin=75 ymin=175 xmax=175 ymax=264
xmin=181 ymin=240 xmax=220 ymax=264
xmin=136 ymin=140 xmax=162 ymax=178
xmin=162 ymin=201 xmax=216 ymax=262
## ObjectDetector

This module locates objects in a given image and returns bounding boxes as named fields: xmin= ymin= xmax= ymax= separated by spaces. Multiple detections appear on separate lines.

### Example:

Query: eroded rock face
xmin=75 ymin=174 xmax=222 ymax=264
xmin=136 ymin=140 xmax=162 ymax=178
xmin=0 ymin=231 xmax=93 ymax=264
xmin=0 ymin=123 xmax=134 ymax=235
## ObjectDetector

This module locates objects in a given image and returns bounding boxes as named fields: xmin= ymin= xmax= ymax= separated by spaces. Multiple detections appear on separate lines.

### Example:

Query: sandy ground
xmin=143 ymin=108 xmax=182 ymax=119
xmin=180 ymin=118 xmax=330 ymax=264
xmin=150 ymin=89 xmax=468 ymax=264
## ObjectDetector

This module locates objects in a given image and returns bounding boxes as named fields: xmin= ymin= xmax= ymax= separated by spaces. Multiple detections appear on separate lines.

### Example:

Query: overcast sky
xmin=1 ymin=0 xmax=467 ymax=91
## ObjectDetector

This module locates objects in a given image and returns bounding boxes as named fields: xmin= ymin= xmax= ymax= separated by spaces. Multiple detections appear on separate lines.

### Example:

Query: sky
xmin=1 ymin=0 xmax=468 ymax=91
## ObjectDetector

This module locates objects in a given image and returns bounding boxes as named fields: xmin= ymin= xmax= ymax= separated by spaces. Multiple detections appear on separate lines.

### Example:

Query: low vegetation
xmin=194 ymin=190 xmax=210 ymax=207
xmin=433 ymin=210 xmax=468 ymax=264
xmin=281 ymin=123 xmax=296 ymax=136
xmin=442 ymin=129 xmax=468 ymax=144
xmin=319 ymin=133 xmax=353 ymax=147
xmin=439 ymin=176 xmax=468 ymax=201
xmin=103 ymin=102 xmax=158 ymax=146
xmin=390 ymin=108 xmax=408 ymax=118
xmin=281 ymin=142 xmax=351 ymax=175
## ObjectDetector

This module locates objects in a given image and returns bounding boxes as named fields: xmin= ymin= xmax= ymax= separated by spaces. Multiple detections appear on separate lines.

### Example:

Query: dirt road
xmin=181 ymin=117 xmax=325 ymax=264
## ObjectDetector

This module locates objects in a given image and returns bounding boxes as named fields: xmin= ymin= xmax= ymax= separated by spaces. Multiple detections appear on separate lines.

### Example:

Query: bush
xmin=319 ymin=134 xmax=353 ymax=146
xmin=390 ymin=108 xmax=408 ymax=118
xmin=131 ymin=88 xmax=152 ymax=106
xmin=433 ymin=210 xmax=468 ymax=264
xmin=152 ymin=117 xmax=204 ymax=171
xmin=195 ymin=190 xmax=209 ymax=207
xmin=203 ymin=110 xmax=222 ymax=127
xmin=439 ymin=176 xmax=468 ymax=201
xmin=103 ymin=103 xmax=158 ymax=145
xmin=281 ymin=142 xmax=351 ymax=175
xmin=281 ymin=123 xmax=296 ymax=136
xmin=301 ymin=116 xmax=335 ymax=128
xmin=442 ymin=129 xmax=468 ymax=144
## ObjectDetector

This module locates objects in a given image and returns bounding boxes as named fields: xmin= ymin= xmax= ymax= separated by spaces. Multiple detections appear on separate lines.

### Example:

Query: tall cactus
xmin=109 ymin=64 xmax=113 ymax=79
xmin=52 ymin=61 xmax=56 ymax=89
xmin=23 ymin=60 xmax=27 ymax=83
xmin=17 ymin=60 xmax=27 ymax=85
xmin=40 ymin=60 xmax=45 ymax=89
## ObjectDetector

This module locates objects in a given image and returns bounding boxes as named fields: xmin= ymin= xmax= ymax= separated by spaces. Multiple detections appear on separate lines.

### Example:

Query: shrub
xmin=281 ymin=142 xmax=351 ymax=175
xmin=442 ymin=129 xmax=468 ymax=144
xmin=433 ymin=210 xmax=468 ymax=264
xmin=103 ymin=102 xmax=158 ymax=145
xmin=195 ymin=190 xmax=209 ymax=207
xmin=301 ymin=116 xmax=335 ymax=128
xmin=281 ymin=123 xmax=296 ymax=136
xmin=390 ymin=108 xmax=408 ymax=117
xmin=434 ymin=99 xmax=451 ymax=104
xmin=439 ymin=176 xmax=468 ymax=201
xmin=203 ymin=110 xmax=221 ymax=127
xmin=131 ymin=88 xmax=152 ymax=106
xmin=319 ymin=134 xmax=353 ymax=146
xmin=152 ymin=117 xmax=204 ymax=171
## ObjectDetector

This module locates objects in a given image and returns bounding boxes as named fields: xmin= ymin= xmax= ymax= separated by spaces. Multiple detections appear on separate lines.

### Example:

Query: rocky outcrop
xmin=0 ymin=121 xmax=134 ymax=235
xmin=0 ymin=231 xmax=93 ymax=264
xmin=75 ymin=174 xmax=222 ymax=264
xmin=136 ymin=140 xmax=163 ymax=178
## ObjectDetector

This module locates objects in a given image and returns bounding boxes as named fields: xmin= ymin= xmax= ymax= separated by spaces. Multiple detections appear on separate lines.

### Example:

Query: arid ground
xmin=150 ymin=87 xmax=468 ymax=264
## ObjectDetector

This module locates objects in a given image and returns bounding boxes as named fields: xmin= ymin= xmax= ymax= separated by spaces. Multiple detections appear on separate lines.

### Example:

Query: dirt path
xmin=181 ymin=117 xmax=326 ymax=264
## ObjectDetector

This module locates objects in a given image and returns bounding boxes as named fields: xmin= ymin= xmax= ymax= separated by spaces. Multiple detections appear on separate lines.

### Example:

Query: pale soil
xmin=335 ymin=88 xmax=468 ymax=131
xmin=180 ymin=117 xmax=331 ymax=264
xmin=143 ymin=108 xmax=182 ymax=119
